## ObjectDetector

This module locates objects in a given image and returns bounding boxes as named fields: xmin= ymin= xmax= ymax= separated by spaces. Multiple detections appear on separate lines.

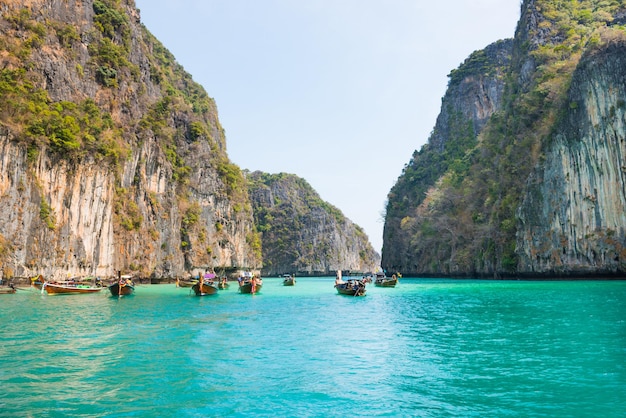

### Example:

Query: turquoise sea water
xmin=1 ymin=278 xmax=625 ymax=417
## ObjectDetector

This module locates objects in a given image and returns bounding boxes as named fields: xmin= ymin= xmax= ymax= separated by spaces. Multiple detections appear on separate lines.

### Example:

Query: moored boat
xmin=282 ymin=274 xmax=296 ymax=286
xmin=42 ymin=280 xmax=103 ymax=295
xmin=217 ymin=277 xmax=229 ymax=289
xmin=177 ymin=278 xmax=198 ymax=288
xmin=109 ymin=273 xmax=135 ymax=297
xmin=335 ymin=279 xmax=367 ymax=296
xmin=238 ymin=273 xmax=262 ymax=294
xmin=0 ymin=284 xmax=16 ymax=294
xmin=192 ymin=281 xmax=218 ymax=296
xmin=374 ymin=273 xmax=398 ymax=288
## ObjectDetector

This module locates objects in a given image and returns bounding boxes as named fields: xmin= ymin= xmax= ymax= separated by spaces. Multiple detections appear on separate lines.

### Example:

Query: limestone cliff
xmin=382 ymin=40 xmax=513 ymax=272
xmin=383 ymin=0 xmax=626 ymax=277
xmin=0 ymin=0 xmax=261 ymax=280
xmin=248 ymin=171 xmax=380 ymax=276
xmin=517 ymin=36 xmax=626 ymax=276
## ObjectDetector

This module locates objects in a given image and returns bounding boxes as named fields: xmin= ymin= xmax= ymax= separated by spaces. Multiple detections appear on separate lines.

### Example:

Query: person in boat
xmin=204 ymin=269 xmax=215 ymax=285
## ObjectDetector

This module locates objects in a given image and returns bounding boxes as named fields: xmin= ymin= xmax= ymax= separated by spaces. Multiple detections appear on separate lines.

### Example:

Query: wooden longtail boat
xmin=109 ymin=273 xmax=135 ymax=297
xmin=335 ymin=279 xmax=366 ymax=296
xmin=238 ymin=277 xmax=262 ymax=294
xmin=282 ymin=274 xmax=296 ymax=286
xmin=192 ymin=281 xmax=218 ymax=296
xmin=217 ymin=278 xmax=229 ymax=289
xmin=177 ymin=278 xmax=198 ymax=288
xmin=43 ymin=282 xmax=103 ymax=295
xmin=374 ymin=274 xmax=398 ymax=288
xmin=0 ymin=284 xmax=16 ymax=294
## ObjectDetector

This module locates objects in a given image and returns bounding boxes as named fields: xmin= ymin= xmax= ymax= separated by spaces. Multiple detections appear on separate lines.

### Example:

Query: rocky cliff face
xmin=382 ymin=40 xmax=513 ymax=271
xmin=0 ymin=0 xmax=260 ymax=280
xmin=517 ymin=36 xmax=626 ymax=276
xmin=248 ymin=171 xmax=380 ymax=276
xmin=383 ymin=0 xmax=626 ymax=277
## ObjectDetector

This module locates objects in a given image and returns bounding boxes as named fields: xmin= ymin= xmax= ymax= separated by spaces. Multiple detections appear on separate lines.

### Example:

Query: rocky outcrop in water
xmin=248 ymin=171 xmax=380 ymax=276
xmin=517 ymin=37 xmax=626 ymax=276
xmin=0 ymin=0 xmax=260 ymax=280
xmin=383 ymin=0 xmax=626 ymax=277
xmin=382 ymin=39 xmax=513 ymax=273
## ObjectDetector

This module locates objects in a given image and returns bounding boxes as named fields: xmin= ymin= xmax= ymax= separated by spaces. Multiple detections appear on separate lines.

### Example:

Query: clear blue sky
xmin=134 ymin=0 xmax=521 ymax=254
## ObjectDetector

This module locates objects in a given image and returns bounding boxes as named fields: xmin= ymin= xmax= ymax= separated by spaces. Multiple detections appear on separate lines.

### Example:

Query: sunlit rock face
xmin=0 ymin=0 xmax=260 ymax=280
xmin=383 ymin=0 xmax=626 ymax=278
xmin=517 ymin=39 xmax=626 ymax=276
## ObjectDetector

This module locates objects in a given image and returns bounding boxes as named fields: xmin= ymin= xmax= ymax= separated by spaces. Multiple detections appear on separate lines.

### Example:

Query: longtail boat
xmin=176 ymin=278 xmax=198 ymax=288
xmin=335 ymin=279 xmax=366 ymax=296
xmin=109 ymin=273 xmax=135 ymax=297
xmin=374 ymin=273 xmax=398 ymax=288
xmin=192 ymin=281 xmax=218 ymax=296
xmin=217 ymin=277 xmax=229 ymax=289
xmin=238 ymin=274 xmax=262 ymax=294
xmin=282 ymin=274 xmax=296 ymax=286
xmin=42 ymin=281 xmax=103 ymax=295
xmin=0 ymin=284 xmax=16 ymax=294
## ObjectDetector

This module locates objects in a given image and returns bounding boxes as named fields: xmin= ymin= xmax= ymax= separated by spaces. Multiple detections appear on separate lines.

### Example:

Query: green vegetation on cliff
xmin=0 ymin=1 xmax=233 ymax=188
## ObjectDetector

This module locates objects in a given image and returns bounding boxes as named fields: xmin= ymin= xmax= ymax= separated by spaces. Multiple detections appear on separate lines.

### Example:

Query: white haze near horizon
xmin=135 ymin=0 xmax=521 ymax=254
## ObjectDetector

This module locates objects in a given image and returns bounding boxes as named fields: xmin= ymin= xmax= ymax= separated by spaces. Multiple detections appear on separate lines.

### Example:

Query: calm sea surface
xmin=1 ymin=278 xmax=625 ymax=417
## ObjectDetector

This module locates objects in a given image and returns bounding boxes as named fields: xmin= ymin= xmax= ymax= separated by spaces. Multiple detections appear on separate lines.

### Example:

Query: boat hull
xmin=192 ymin=283 xmax=218 ymax=296
xmin=239 ymin=282 xmax=262 ymax=294
xmin=108 ymin=283 xmax=135 ymax=296
xmin=43 ymin=283 xmax=103 ymax=294
xmin=374 ymin=278 xmax=397 ymax=287
xmin=335 ymin=283 xmax=366 ymax=296
xmin=0 ymin=286 xmax=16 ymax=294
xmin=283 ymin=279 xmax=295 ymax=286
xmin=177 ymin=279 xmax=198 ymax=288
